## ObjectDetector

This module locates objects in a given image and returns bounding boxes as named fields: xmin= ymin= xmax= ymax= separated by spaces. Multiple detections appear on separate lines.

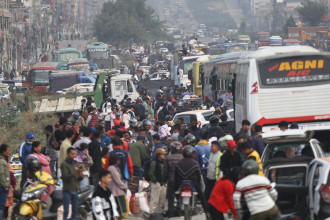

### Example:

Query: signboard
xmin=258 ymin=56 xmax=330 ymax=86
xmin=88 ymin=48 xmax=107 ymax=52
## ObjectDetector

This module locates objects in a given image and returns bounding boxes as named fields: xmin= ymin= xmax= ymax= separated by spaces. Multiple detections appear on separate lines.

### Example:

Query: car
xmin=264 ymin=155 xmax=330 ymax=220
xmin=309 ymin=157 xmax=330 ymax=220
xmin=259 ymin=130 xmax=326 ymax=165
xmin=173 ymin=110 xmax=214 ymax=128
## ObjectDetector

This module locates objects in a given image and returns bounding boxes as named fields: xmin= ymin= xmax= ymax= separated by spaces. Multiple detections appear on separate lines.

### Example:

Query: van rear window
xmin=268 ymin=166 xmax=307 ymax=186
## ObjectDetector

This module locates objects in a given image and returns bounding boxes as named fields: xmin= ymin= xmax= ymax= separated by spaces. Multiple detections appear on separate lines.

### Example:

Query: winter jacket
xmin=61 ymin=158 xmax=83 ymax=191
xmin=129 ymin=142 xmax=147 ymax=168
xmin=208 ymin=177 xmax=237 ymax=217
xmin=174 ymin=157 xmax=202 ymax=190
xmin=0 ymin=155 xmax=10 ymax=188
xmin=220 ymin=151 xmax=242 ymax=176
xmin=134 ymin=104 xmax=146 ymax=118
xmin=163 ymin=153 xmax=183 ymax=183
xmin=195 ymin=140 xmax=211 ymax=170
xmin=105 ymin=146 xmax=133 ymax=180
xmin=92 ymin=185 xmax=119 ymax=220
xmin=19 ymin=141 xmax=32 ymax=167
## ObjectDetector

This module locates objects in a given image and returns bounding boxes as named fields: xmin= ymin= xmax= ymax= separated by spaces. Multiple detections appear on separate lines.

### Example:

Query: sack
xmin=149 ymin=213 xmax=164 ymax=220
xmin=129 ymin=194 xmax=140 ymax=214
xmin=136 ymin=192 xmax=150 ymax=213
xmin=139 ymin=180 xmax=150 ymax=192
xmin=143 ymin=160 xmax=152 ymax=181
xmin=124 ymin=195 xmax=130 ymax=219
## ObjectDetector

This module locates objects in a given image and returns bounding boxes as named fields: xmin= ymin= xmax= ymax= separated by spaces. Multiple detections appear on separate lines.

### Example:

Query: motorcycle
xmin=175 ymin=180 xmax=198 ymax=220
xmin=12 ymin=171 xmax=94 ymax=220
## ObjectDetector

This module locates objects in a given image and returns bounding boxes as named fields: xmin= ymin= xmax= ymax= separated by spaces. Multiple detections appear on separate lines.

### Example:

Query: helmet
xmin=209 ymin=116 xmax=219 ymax=125
xmin=182 ymin=145 xmax=196 ymax=158
xmin=170 ymin=141 xmax=183 ymax=151
xmin=26 ymin=154 xmax=40 ymax=173
xmin=26 ymin=132 xmax=34 ymax=139
xmin=184 ymin=134 xmax=196 ymax=146
xmin=72 ymin=111 xmax=80 ymax=117
xmin=242 ymin=159 xmax=259 ymax=176
xmin=165 ymin=115 xmax=173 ymax=122
xmin=129 ymin=117 xmax=138 ymax=127
xmin=157 ymin=89 xmax=163 ymax=94
xmin=178 ymin=101 xmax=183 ymax=107
xmin=135 ymin=121 xmax=143 ymax=130
xmin=142 ymin=119 xmax=152 ymax=126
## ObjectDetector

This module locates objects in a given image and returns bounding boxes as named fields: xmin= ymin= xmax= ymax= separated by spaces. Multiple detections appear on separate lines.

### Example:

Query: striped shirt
xmin=233 ymin=174 xmax=277 ymax=215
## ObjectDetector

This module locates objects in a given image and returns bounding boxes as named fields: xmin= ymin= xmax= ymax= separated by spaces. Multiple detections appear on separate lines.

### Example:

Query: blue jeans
xmin=0 ymin=187 xmax=8 ymax=220
xmin=62 ymin=190 xmax=78 ymax=220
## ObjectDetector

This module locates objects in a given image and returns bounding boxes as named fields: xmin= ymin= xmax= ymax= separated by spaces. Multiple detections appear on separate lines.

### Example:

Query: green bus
xmin=55 ymin=48 xmax=83 ymax=70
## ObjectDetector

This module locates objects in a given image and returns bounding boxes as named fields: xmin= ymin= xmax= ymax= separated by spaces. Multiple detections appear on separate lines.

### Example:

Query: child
xmin=92 ymin=169 xmax=119 ymax=220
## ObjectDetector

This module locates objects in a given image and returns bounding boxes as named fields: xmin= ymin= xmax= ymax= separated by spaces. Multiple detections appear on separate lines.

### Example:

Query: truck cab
xmin=102 ymin=74 xmax=139 ymax=101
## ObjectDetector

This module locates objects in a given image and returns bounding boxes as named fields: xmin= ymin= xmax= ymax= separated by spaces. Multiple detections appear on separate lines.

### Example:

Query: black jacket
xmin=134 ymin=104 xmax=146 ymax=117
xmin=163 ymin=153 xmax=183 ymax=184
xmin=219 ymin=121 xmax=235 ymax=137
xmin=88 ymin=140 xmax=102 ymax=174
xmin=174 ymin=157 xmax=201 ymax=190
xmin=206 ymin=125 xmax=223 ymax=138
xmin=187 ymin=126 xmax=203 ymax=141
xmin=220 ymin=151 xmax=242 ymax=176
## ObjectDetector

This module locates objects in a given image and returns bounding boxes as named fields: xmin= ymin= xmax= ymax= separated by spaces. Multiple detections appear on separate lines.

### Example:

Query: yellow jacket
xmin=248 ymin=150 xmax=264 ymax=176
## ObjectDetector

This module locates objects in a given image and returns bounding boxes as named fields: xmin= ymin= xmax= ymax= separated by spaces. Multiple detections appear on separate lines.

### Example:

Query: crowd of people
xmin=0 ymin=87 xmax=289 ymax=220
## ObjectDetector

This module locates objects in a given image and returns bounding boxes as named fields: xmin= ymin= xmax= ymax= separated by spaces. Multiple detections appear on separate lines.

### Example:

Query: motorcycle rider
xmin=174 ymin=146 xmax=211 ymax=219
xmin=163 ymin=141 xmax=184 ymax=218
xmin=183 ymin=134 xmax=196 ymax=146
xmin=233 ymin=160 xmax=281 ymax=220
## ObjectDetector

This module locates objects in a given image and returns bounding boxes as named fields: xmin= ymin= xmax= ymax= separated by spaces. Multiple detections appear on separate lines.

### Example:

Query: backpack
xmin=149 ymin=213 xmax=164 ymax=220
xmin=108 ymin=149 xmax=129 ymax=180
xmin=143 ymin=160 xmax=152 ymax=181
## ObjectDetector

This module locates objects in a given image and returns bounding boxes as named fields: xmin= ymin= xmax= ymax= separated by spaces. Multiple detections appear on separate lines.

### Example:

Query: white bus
xmin=208 ymin=46 xmax=330 ymax=132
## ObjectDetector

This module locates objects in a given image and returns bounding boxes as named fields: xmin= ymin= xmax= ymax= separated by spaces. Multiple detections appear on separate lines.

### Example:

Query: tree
xmin=283 ymin=16 xmax=297 ymax=36
xmin=94 ymin=0 xmax=170 ymax=47
xmin=297 ymin=1 xmax=326 ymax=26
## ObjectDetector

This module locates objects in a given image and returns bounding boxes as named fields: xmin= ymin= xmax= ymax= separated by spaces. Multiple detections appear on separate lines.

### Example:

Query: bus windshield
xmin=59 ymin=52 xmax=81 ymax=63
xmin=258 ymin=55 xmax=330 ymax=87
xmin=87 ymin=49 xmax=108 ymax=59
xmin=259 ymin=34 xmax=270 ymax=42
xmin=31 ymin=70 xmax=50 ymax=85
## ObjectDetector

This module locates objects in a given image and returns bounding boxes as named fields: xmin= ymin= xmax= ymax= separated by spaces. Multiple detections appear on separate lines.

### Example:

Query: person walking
xmin=19 ymin=132 xmax=34 ymax=189
xmin=61 ymin=147 xmax=84 ymax=220
xmin=128 ymin=136 xmax=147 ymax=179
xmin=88 ymin=130 xmax=103 ymax=187
xmin=32 ymin=141 xmax=53 ymax=207
xmin=205 ymin=141 xmax=223 ymax=201
xmin=208 ymin=167 xmax=240 ymax=220
xmin=233 ymin=160 xmax=281 ymax=220
xmin=92 ymin=170 xmax=119 ymax=220
xmin=86 ymin=107 xmax=98 ymax=128
xmin=163 ymin=142 xmax=183 ymax=218
xmin=149 ymin=148 xmax=167 ymax=214
xmin=107 ymin=154 xmax=128 ymax=219
xmin=0 ymin=144 xmax=10 ymax=220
